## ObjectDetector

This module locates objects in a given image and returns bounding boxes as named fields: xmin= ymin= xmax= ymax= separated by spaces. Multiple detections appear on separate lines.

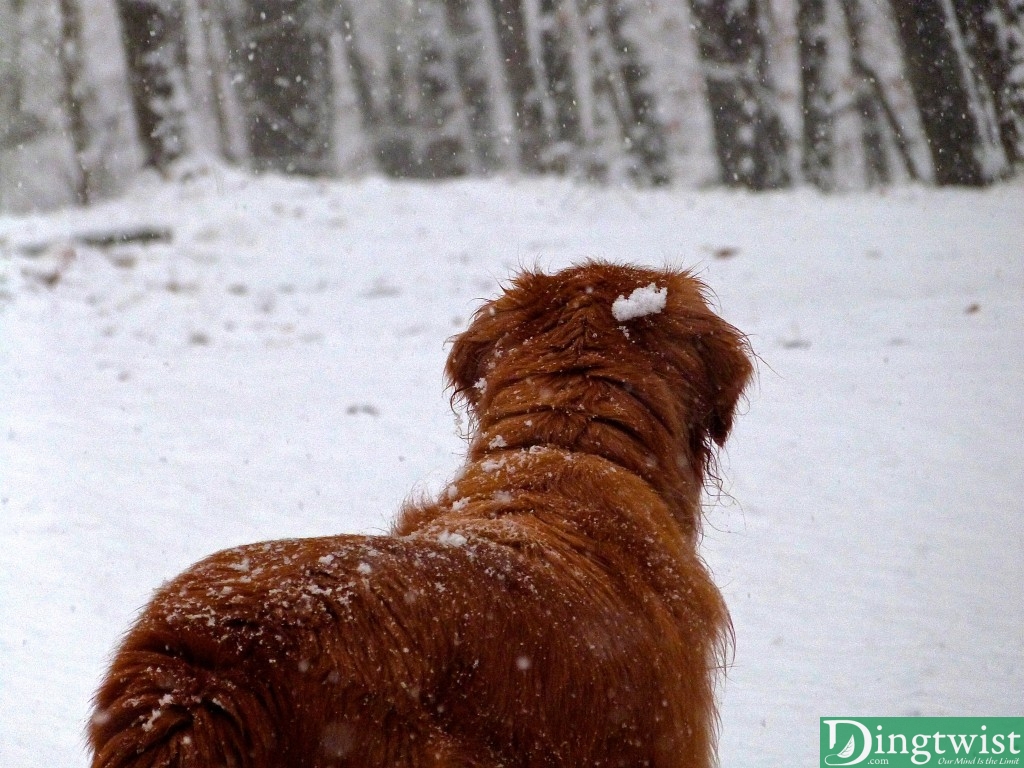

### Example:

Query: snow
xmin=611 ymin=282 xmax=668 ymax=321
xmin=1 ymin=169 xmax=1023 ymax=767
xmin=437 ymin=531 xmax=469 ymax=548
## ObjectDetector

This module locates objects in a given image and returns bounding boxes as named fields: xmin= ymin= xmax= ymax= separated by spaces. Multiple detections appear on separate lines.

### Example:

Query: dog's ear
xmin=657 ymin=271 xmax=753 ymax=448
xmin=695 ymin=320 xmax=753 ymax=446
xmin=446 ymin=271 xmax=548 ymax=413
xmin=445 ymin=302 xmax=500 ymax=412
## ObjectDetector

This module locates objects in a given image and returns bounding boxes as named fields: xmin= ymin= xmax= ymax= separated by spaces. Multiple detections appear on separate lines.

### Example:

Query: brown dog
xmin=90 ymin=263 xmax=752 ymax=768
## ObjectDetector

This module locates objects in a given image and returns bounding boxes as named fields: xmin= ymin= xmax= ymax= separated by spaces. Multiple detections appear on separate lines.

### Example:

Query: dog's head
xmin=447 ymin=263 xmax=752 ymax=521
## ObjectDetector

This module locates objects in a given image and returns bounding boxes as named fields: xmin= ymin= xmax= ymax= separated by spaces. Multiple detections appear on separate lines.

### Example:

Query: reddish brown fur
xmin=90 ymin=263 xmax=752 ymax=768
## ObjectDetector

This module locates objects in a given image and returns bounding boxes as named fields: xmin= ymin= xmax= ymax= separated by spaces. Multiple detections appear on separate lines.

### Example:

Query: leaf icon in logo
xmin=837 ymin=735 xmax=856 ymax=759
xmin=823 ymin=719 xmax=872 ymax=766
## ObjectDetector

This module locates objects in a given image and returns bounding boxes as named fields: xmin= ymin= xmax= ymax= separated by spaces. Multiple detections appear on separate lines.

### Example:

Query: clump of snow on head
xmin=611 ymin=283 xmax=668 ymax=322
xmin=437 ymin=531 xmax=468 ymax=547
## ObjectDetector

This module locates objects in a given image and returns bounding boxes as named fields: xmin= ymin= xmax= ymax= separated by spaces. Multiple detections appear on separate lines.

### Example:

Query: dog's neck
xmin=466 ymin=376 xmax=706 ymax=540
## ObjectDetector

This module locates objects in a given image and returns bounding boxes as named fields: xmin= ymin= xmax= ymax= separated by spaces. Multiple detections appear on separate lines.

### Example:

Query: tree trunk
xmin=0 ymin=1 xmax=21 ymax=154
xmin=335 ymin=0 xmax=405 ymax=174
xmin=688 ymin=0 xmax=792 ymax=188
xmin=235 ymin=0 xmax=333 ymax=174
xmin=616 ymin=0 xmax=717 ymax=186
xmin=951 ymin=0 xmax=1024 ymax=165
xmin=520 ymin=0 xmax=583 ymax=173
xmin=829 ymin=0 xmax=921 ymax=186
xmin=840 ymin=0 xmax=889 ymax=186
xmin=326 ymin=1 xmax=374 ymax=175
xmin=566 ymin=0 xmax=617 ymax=181
xmin=116 ymin=0 xmax=190 ymax=171
xmin=603 ymin=0 xmax=672 ymax=184
xmin=2 ymin=0 xmax=72 ymax=212
xmin=796 ymin=0 xmax=834 ymax=189
xmin=184 ymin=0 xmax=248 ymax=163
xmin=333 ymin=0 xmax=378 ymax=133
xmin=375 ymin=0 xmax=419 ymax=175
xmin=57 ymin=0 xmax=94 ymax=203
xmin=801 ymin=0 xmax=869 ymax=190
xmin=410 ymin=0 xmax=477 ymax=178
xmin=443 ymin=0 xmax=519 ymax=171
xmin=891 ymin=0 xmax=1008 ymax=184
xmin=180 ymin=0 xmax=220 ymax=157
xmin=997 ymin=0 xmax=1024 ymax=164
xmin=487 ymin=0 xmax=549 ymax=172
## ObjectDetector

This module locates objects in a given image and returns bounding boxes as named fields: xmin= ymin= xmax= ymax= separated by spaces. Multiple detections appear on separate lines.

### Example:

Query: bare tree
xmin=0 ymin=3 xmax=48 ymax=156
xmin=231 ymin=0 xmax=335 ymax=174
xmin=572 ymin=0 xmax=633 ymax=181
xmin=487 ymin=0 xmax=549 ymax=172
xmin=520 ymin=0 xmax=584 ymax=172
xmin=6 ymin=0 xmax=1024 ymax=213
xmin=619 ymin=0 xmax=718 ymax=186
xmin=116 ymin=0 xmax=191 ymax=171
xmin=891 ymin=0 xmax=1009 ymax=184
xmin=179 ymin=0 xmax=248 ymax=163
xmin=837 ymin=0 xmax=924 ymax=184
xmin=796 ymin=0 xmax=833 ymax=189
xmin=951 ymin=0 xmax=1024 ymax=166
xmin=792 ymin=0 xmax=924 ymax=189
xmin=410 ymin=0 xmax=477 ymax=177
xmin=443 ymin=0 xmax=519 ymax=172
xmin=325 ymin=0 xmax=373 ymax=175
xmin=56 ymin=0 xmax=94 ymax=203
xmin=375 ymin=0 xmax=420 ymax=175
xmin=687 ymin=0 xmax=791 ymax=188
xmin=603 ymin=0 xmax=671 ymax=183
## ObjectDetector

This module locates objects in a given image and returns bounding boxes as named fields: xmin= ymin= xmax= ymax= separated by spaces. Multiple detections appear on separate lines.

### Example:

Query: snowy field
xmin=1 ymin=170 xmax=1022 ymax=767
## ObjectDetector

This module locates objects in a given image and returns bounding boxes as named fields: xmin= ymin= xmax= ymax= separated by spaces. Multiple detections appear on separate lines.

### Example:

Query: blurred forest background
xmin=1 ymin=0 xmax=1022 ymax=212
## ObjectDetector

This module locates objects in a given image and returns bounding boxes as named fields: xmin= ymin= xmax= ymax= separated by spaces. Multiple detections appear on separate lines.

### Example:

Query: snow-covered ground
xmin=1 ymin=170 xmax=1022 ymax=767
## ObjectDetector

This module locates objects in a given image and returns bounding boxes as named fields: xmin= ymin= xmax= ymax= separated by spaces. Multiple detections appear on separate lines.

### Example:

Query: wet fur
xmin=90 ymin=263 xmax=752 ymax=768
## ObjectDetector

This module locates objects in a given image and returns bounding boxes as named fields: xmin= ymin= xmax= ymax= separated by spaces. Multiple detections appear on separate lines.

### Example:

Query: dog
xmin=90 ymin=262 xmax=752 ymax=768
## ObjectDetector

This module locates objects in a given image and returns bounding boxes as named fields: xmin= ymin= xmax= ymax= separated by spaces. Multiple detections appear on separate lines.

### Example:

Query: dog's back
xmin=90 ymin=263 xmax=751 ymax=768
